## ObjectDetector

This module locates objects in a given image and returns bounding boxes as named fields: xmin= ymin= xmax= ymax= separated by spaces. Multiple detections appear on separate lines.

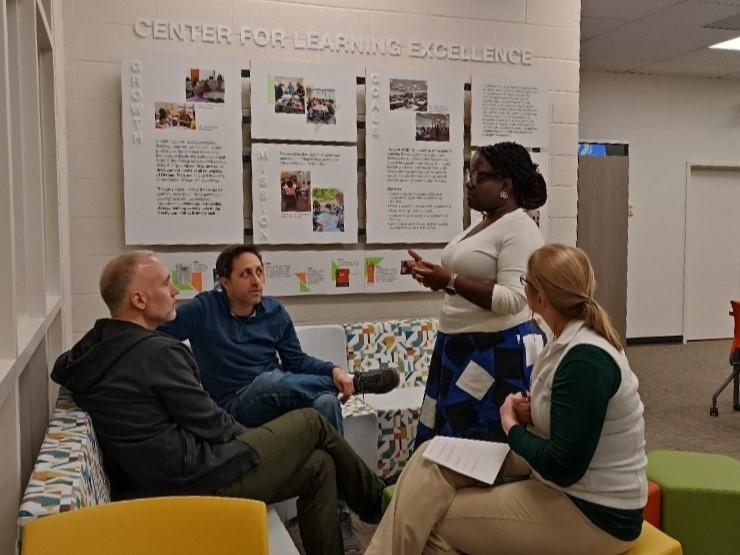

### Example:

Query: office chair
xmin=21 ymin=496 xmax=269 ymax=555
xmin=710 ymin=300 xmax=740 ymax=417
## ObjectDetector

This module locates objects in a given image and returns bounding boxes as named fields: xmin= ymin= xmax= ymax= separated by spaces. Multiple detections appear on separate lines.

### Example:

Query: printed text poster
xmin=121 ymin=51 xmax=244 ymax=244
xmin=470 ymin=75 xmax=548 ymax=148
xmin=365 ymin=69 xmax=465 ymax=243
xmin=251 ymin=143 xmax=358 ymax=245
xmin=250 ymin=60 xmax=358 ymax=142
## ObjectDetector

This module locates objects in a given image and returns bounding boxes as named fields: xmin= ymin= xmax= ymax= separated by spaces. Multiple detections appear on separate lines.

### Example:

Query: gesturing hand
xmin=407 ymin=249 xmax=450 ymax=291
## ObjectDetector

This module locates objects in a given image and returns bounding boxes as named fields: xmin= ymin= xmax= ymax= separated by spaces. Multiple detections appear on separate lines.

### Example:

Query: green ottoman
xmin=647 ymin=450 xmax=740 ymax=555
xmin=382 ymin=485 xmax=395 ymax=514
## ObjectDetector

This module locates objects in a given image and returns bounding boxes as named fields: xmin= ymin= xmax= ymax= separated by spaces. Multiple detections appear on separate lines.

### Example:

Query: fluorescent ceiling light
xmin=710 ymin=37 xmax=740 ymax=50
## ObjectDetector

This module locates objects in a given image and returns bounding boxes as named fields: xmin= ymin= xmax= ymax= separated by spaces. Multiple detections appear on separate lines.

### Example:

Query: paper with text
xmin=422 ymin=436 xmax=510 ymax=485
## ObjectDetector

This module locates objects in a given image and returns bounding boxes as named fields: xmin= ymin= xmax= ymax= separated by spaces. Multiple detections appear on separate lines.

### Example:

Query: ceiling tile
xmin=639 ymin=1 xmax=740 ymax=27
xmin=705 ymin=0 xmax=740 ymax=6
xmin=597 ymin=20 xmax=738 ymax=47
xmin=632 ymin=60 xmax=740 ymax=76
xmin=581 ymin=38 xmax=699 ymax=60
xmin=580 ymin=0 xmax=740 ymax=76
xmin=581 ymin=0 xmax=684 ymax=21
xmin=581 ymin=17 xmax=628 ymax=40
xmin=669 ymin=47 xmax=740 ymax=64
xmin=580 ymin=56 xmax=651 ymax=71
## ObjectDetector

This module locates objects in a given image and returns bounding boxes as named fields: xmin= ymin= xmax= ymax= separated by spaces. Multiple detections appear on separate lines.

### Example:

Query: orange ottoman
xmin=644 ymin=480 xmax=662 ymax=528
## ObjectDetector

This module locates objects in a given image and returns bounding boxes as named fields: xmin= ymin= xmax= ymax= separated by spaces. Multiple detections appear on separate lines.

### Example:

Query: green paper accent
xmin=171 ymin=271 xmax=194 ymax=291
xmin=299 ymin=282 xmax=310 ymax=293
xmin=267 ymin=74 xmax=275 ymax=103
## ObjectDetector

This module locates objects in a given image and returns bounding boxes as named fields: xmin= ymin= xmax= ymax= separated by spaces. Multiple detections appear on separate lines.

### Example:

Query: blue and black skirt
xmin=416 ymin=319 xmax=546 ymax=447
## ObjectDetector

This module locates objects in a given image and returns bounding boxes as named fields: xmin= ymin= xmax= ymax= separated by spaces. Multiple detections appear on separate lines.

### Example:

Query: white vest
xmin=528 ymin=321 xmax=647 ymax=509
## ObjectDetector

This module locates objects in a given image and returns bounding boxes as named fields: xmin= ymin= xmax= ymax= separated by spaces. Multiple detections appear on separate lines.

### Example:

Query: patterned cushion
xmin=340 ymin=396 xmax=376 ymax=419
xmin=344 ymin=318 xmax=437 ymax=387
xmin=17 ymin=391 xmax=111 ymax=546
xmin=344 ymin=319 xmax=436 ymax=477
xmin=376 ymin=405 xmax=420 ymax=477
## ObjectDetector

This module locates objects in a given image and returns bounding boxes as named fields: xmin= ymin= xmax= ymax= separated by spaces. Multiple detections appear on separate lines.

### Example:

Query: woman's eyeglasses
xmin=465 ymin=169 xmax=499 ymax=187
xmin=520 ymin=274 xmax=530 ymax=286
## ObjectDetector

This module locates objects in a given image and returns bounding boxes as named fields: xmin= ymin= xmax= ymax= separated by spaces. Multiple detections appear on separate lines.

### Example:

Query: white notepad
xmin=422 ymin=436 xmax=510 ymax=485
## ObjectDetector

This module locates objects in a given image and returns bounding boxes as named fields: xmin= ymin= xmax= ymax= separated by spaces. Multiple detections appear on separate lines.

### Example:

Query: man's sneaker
xmin=353 ymin=367 xmax=400 ymax=394
xmin=340 ymin=509 xmax=362 ymax=555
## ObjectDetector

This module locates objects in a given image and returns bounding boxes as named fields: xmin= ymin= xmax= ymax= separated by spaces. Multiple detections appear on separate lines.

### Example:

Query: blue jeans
xmin=220 ymin=369 xmax=344 ymax=435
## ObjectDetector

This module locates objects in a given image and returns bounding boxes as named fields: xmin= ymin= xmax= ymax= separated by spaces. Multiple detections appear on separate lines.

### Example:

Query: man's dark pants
xmin=215 ymin=408 xmax=382 ymax=555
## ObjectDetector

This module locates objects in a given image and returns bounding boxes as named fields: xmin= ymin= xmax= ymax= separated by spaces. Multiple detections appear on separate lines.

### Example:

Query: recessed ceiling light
xmin=710 ymin=37 xmax=740 ymax=51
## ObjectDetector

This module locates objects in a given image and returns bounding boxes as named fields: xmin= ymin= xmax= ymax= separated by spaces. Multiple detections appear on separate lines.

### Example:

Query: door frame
xmin=682 ymin=160 xmax=740 ymax=343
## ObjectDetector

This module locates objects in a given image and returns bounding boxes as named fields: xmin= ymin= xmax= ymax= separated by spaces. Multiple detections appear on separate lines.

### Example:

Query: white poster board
xmin=251 ymin=143 xmax=358 ymax=245
xmin=156 ymin=251 xmax=218 ymax=299
xmin=250 ymin=60 xmax=358 ymax=142
xmin=364 ymin=248 xmax=444 ymax=293
xmin=121 ymin=52 xmax=243 ymax=245
xmin=470 ymin=75 xmax=548 ymax=148
xmin=262 ymin=250 xmax=365 ymax=296
xmin=365 ymin=69 xmax=465 ymax=244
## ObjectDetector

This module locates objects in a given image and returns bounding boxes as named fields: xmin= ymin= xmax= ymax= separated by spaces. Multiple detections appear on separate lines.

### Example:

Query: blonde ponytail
xmin=527 ymin=244 xmax=623 ymax=351
xmin=583 ymin=301 xmax=622 ymax=351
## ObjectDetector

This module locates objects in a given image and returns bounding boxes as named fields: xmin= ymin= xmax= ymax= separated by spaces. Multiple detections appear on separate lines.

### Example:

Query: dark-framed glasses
xmin=520 ymin=274 xmax=530 ymax=286
xmin=465 ymin=169 xmax=498 ymax=187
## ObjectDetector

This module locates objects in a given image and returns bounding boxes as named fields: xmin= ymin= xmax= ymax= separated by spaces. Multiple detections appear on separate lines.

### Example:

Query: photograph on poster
xmin=400 ymin=259 xmax=415 ymax=275
xmin=415 ymin=113 xmax=450 ymax=142
xmin=306 ymin=88 xmax=336 ymax=125
xmin=335 ymin=267 xmax=350 ymax=287
xmin=389 ymin=78 xmax=428 ymax=111
xmin=312 ymin=188 xmax=344 ymax=232
xmin=154 ymin=102 xmax=196 ymax=130
xmin=274 ymin=76 xmax=306 ymax=114
xmin=186 ymin=68 xmax=225 ymax=103
xmin=280 ymin=171 xmax=311 ymax=212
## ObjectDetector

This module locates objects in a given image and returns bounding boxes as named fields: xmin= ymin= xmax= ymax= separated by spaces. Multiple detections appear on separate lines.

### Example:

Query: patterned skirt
xmin=416 ymin=319 xmax=546 ymax=446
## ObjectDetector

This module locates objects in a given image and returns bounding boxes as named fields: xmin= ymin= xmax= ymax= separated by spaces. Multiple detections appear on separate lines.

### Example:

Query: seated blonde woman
xmin=366 ymin=244 xmax=647 ymax=555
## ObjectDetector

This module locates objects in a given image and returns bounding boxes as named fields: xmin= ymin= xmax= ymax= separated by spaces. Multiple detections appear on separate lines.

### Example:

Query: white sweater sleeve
xmin=490 ymin=215 xmax=544 ymax=315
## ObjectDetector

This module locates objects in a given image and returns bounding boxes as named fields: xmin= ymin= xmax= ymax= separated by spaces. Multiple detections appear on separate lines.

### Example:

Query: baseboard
xmin=626 ymin=336 xmax=683 ymax=346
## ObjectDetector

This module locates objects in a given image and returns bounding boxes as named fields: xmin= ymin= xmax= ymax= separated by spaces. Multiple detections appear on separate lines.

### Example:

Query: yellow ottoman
xmin=626 ymin=521 xmax=682 ymax=555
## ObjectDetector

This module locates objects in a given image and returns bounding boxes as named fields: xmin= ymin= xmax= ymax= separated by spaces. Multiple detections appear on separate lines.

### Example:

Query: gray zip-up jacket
xmin=51 ymin=318 xmax=259 ymax=500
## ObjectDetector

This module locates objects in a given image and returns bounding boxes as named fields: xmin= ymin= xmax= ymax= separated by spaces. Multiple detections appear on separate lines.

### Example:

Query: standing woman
xmin=366 ymin=244 xmax=647 ymax=555
xmin=410 ymin=142 xmax=548 ymax=445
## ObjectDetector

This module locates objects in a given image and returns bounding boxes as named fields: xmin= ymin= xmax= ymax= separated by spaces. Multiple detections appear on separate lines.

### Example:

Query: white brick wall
xmin=64 ymin=0 xmax=581 ymax=334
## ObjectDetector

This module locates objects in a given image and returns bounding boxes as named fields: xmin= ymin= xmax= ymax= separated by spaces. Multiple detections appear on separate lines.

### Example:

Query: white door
xmin=684 ymin=166 xmax=740 ymax=340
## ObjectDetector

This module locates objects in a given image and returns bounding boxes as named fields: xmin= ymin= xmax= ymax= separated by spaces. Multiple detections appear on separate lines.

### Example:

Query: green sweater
xmin=508 ymin=345 xmax=644 ymax=541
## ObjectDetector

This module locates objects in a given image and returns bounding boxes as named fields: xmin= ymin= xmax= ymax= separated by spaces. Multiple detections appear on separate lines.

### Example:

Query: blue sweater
xmin=158 ymin=290 xmax=334 ymax=403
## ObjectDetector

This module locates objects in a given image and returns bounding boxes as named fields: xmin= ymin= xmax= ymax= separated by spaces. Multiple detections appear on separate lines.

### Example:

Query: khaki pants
xmin=366 ymin=442 xmax=634 ymax=555
xmin=215 ymin=408 xmax=383 ymax=555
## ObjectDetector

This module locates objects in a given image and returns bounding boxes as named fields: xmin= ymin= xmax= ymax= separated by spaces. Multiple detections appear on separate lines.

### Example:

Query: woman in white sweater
xmin=409 ymin=142 xmax=548 ymax=446
xmin=367 ymin=244 xmax=647 ymax=555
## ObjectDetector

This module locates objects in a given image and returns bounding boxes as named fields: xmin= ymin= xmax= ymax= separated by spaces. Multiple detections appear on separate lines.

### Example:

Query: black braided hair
xmin=478 ymin=142 xmax=547 ymax=210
